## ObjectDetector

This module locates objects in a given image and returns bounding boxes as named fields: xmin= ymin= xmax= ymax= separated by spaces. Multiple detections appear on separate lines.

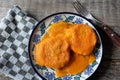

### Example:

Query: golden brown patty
xmin=47 ymin=21 xmax=72 ymax=37
xmin=66 ymin=24 xmax=97 ymax=55
xmin=34 ymin=36 xmax=70 ymax=69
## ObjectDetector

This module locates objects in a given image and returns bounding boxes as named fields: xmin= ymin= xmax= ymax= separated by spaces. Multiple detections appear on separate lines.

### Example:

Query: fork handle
xmin=101 ymin=25 xmax=120 ymax=47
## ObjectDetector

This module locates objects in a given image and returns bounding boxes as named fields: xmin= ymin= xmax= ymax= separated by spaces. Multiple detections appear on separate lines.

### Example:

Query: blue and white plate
xmin=28 ymin=12 xmax=103 ymax=80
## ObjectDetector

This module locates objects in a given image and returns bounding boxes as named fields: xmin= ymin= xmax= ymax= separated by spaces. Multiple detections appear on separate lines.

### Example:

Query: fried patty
xmin=41 ymin=21 xmax=72 ymax=41
xmin=34 ymin=36 xmax=70 ymax=69
xmin=66 ymin=24 xmax=97 ymax=55
xmin=47 ymin=21 xmax=72 ymax=37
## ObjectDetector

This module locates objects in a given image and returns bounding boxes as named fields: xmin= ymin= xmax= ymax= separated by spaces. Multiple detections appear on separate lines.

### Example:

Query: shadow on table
xmin=87 ymin=26 xmax=114 ymax=80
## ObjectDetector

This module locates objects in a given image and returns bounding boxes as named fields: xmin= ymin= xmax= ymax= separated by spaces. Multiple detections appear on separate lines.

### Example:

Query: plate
xmin=28 ymin=12 xmax=103 ymax=80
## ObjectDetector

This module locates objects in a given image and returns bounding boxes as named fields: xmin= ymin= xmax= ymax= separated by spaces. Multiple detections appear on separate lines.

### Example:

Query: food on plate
xmin=66 ymin=24 xmax=97 ymax=55
xmin=56 ymin=52 xmax=96 ymax=77
xmin=42 ymin=21 xmax=73 ymax=40
xmin=89 ymin=53 xmax=96 ymax=64
xmin=34 ymin=35 xmax=70 ymax=69
xmin=34 ymin=21 xmax=97 ymax=77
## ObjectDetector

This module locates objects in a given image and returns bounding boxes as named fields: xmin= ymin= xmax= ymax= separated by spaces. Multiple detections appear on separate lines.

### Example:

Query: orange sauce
xmin=89 ymin=53 xmax=96 ymax=64
xmin=56 ymin=52 xmax=88 ymax=77
xmin=55 ymin=52 xmax=96 ymax=77
xmin=42 ymin=21 xmax=73 ymax=40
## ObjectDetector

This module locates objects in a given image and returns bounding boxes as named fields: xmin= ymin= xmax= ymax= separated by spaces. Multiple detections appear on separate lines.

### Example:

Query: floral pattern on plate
xmin=29 ymin=12 xmax=103 ymax=80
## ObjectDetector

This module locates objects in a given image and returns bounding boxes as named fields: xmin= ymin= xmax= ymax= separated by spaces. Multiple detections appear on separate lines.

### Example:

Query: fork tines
xmin=72 ymin=0 xmax=88 ymax=16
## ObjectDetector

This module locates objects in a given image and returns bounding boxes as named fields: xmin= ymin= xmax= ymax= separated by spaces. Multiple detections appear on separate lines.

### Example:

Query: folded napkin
xmin=0 ymin=6 xmax=42 ymax=80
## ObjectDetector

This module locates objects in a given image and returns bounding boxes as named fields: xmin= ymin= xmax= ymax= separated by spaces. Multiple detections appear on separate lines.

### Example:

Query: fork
xmin=72 ymin=0 xmax=120 ymax=47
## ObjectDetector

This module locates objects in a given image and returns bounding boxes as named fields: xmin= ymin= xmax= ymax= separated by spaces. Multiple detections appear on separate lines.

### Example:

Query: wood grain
xmin=0 ymin=0 xmax=120 ymax=80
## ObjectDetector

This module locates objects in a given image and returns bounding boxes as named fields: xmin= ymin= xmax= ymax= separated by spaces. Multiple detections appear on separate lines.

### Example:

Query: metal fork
xmin=72 ymin=0 xmax=120 ymax=47
xmin=73 ymin=0 xmax=103 ymax=26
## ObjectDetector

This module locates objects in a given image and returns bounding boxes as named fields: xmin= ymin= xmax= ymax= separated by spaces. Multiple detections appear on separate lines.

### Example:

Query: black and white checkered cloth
xmin=0 ymin=6 xmax=42 ymax=80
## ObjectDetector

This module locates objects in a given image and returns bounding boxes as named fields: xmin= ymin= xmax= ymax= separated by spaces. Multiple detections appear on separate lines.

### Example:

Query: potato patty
xmin=66 ymin=24 xmax=97 ymax=55
xmin=35 ymin=36 xmax=70 ymax=69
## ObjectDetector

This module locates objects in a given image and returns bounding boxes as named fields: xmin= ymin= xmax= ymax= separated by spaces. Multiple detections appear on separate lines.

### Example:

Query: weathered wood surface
xmin=0 ymin=0 xmax=120 ymax=80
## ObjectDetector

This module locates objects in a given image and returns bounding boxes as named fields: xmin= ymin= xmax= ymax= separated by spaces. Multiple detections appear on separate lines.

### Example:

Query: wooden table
xmin=0 ymin=0 xmax=120 ymax=80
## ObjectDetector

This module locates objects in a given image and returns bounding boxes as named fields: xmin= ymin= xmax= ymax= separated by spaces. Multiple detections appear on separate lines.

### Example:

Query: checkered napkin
xmin=0 ymin=6 xmax=42 ymax=80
